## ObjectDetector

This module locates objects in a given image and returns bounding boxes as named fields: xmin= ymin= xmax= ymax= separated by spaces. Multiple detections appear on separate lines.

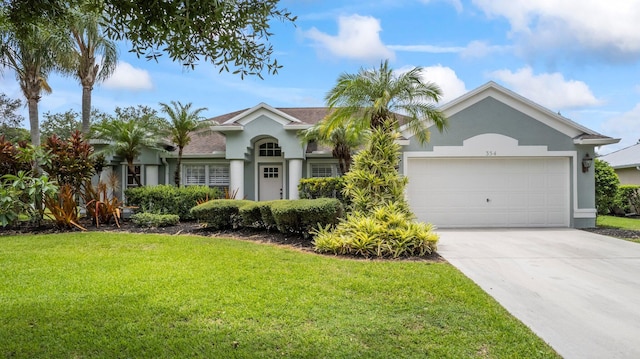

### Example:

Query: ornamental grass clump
xmin=313 ymin=126 xmax=439 ymax=258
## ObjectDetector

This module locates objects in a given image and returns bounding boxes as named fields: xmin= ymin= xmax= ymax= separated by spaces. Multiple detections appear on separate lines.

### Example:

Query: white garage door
xmin=406 ymin=157 xmax=570 ymax=228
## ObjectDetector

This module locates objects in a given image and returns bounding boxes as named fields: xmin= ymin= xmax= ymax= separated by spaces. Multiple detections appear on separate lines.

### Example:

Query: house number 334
xmin=486 ymin=151 xmax=497 ymax=156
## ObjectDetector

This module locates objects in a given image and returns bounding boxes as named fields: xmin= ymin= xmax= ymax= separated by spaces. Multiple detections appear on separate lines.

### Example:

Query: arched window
xmin=258 ymin=142 xmax=282 ymax=157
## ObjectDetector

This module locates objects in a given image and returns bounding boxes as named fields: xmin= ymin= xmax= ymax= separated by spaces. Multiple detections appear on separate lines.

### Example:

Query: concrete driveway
xmin=437 ymin=229 xmax=640 ymax=359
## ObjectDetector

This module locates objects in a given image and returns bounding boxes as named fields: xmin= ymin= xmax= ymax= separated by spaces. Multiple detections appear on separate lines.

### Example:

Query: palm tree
xmin=323 ymin=59 xmax=447 ymax=144
xmin=69 ymin=7 xmax=118 ymax=134
xmin=92 ymin=114 xmax=166 ymax=187
xmin=159 ymin=101 xmax=209 ymax=186
xmin=300 ymin=121 xmax=365 ymax=175
xmin=0 ymin=22 xmax=69 ymax=147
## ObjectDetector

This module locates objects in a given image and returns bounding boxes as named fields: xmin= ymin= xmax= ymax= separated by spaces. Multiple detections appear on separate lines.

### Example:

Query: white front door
xmin=259 ymin=164 xmax=283 ymax=201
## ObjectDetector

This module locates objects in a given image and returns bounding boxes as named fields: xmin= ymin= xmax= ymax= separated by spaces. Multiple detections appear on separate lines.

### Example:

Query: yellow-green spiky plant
xmin=313 ymin=124 xmax=438 ymax=258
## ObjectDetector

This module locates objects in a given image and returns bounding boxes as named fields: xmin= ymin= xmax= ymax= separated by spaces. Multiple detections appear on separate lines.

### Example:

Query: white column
xmin=288 ymin=159 xmax=303 ymax=200
xmin=229 ymin=160 xmax=244 ymax=200
xmin=146 ymin=165 xmax=159 ymax=186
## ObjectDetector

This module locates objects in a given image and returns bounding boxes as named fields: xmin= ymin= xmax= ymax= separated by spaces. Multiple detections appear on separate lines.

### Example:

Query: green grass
xmin=596 ymin=215 xmax=640 ymax=243
xmin=597 ymin=215 xmax=640 ymax=230
xmin=0 ymin=233 xmax=559 ymax=358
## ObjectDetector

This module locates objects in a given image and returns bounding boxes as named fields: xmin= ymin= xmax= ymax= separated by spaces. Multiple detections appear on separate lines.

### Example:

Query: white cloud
xmin=397 ymin=64 xmax=467 ymax=105
xmin=304 ymin=14 xmax=394 ymax=61
xmin=601 ymin=103 xmax=640 ymax=149
xmin=460 ymin=41 xmax=508 ymax=59
xmin=488 ymin=67 xmax=601 ymax=110
xmin=102 ymin=62 xmax=153 ymax=91
xmin=472 ymin=0 xmax=640 ymax=62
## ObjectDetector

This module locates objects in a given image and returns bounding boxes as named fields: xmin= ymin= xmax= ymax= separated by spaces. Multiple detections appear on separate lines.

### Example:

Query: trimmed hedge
xmin=190 ymin=199 xmax=253 ymax=229
xmin=125 ymin=185 xmax=221 ymax=220
xmin=131 ymin=212 xmax=180 ymax=227
xmin=298 ymin=177 xmax=346 ymax=203
xmin=237 ymin=201 xmax=276 ymax=230
xmin=191 ymin=198 xmax=343 ymax=236
xmin=270 ymin=198 xmax=343 ymax=237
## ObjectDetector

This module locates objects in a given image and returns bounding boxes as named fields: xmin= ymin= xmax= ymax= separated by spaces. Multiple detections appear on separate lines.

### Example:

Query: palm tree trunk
xmin=81 ymin=85 xmax=92 ymax=134
xmin=128 ymin=161 xmax=142 ymax=187
xmin=174 ymin=147 xmax=184 ymax=186
xmin=28 ymin=97 xmax=40 ymax=147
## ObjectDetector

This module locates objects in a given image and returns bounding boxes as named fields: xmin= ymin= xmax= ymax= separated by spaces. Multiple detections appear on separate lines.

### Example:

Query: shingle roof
xmin=180 ymin=107 xmax=334 ymax=155
xmin=599 ymin=142 xmax=640 ymax=168
xmin=182 ymin=127 xmax=227 ymax=154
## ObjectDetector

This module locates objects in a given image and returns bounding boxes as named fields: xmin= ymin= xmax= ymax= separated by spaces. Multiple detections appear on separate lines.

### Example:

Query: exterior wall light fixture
xmin=582 ymin=153 xmax=593 ymax=173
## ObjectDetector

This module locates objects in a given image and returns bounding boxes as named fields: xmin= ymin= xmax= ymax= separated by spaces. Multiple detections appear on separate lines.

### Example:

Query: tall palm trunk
xmin=81 ymin=84 xmax=92 ymax=134
xmin=174 ymin=147 xmax=184 ymax=186
xmin=333 ymin=143 xmax=352 ymax=175
xmin=127 ymin=160 xmax=142 ymax=187
xmin=27 ymin=97 xmax=40 ymax=147
xmin=23 ymin=75 xmax=42 ymax=147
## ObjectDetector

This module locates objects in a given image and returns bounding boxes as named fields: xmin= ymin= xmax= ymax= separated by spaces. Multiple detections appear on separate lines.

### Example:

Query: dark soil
xmin=0 ymin=218 xmax=444 ymax=262
xmin=581 ymin=227 xmax=640 ymax=239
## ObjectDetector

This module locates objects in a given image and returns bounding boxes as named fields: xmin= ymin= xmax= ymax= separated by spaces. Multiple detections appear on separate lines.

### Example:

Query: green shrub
xmin=270 ymin=198 xmax=343 ymax=237
xmin=343 ymin=126 xmax=411 ymax=214
xmin=0 ymin=186 xmax=22 ymax=227
xmin=313 ymin=202 xmax=438 ymax=258
xmin=131 ymin=212 xmax=180 ymax=227
xmin=239 ymin=202 xmax=264 ymax=228
xmin=190 ymin=199 xmax=253 ymax=229
xmin=299 ymin=177 xmax=346 ymax=201
xmin=595 ymin=159 xmax=620 ymax=215
xmin=313 ymin=127 xmax=438 ymax=258
xmin=125 ymin=185 xmax=221 ymax=220
xmin=616 ymin=185 xmax=640 ymax=214
xmin=259 ymin=201 xmax=277 ymax=230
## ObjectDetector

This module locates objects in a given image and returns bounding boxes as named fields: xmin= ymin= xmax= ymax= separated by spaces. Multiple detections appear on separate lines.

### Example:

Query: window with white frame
xmin=209 ymin=166 xmax=230 ymax=187
xmin=310 ymin=163 xmax=338 ymax=178
xmin=184 ymin=165 xmax=206 ymax=186
xmin=183 ymin=164 xmax=230 ymax=190
xmin=258 ymin=142 xmax=282 ymax=157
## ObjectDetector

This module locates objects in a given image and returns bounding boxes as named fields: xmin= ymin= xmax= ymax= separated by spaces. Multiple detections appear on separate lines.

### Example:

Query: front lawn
xmin=0 ymin=233 xmax=558 ymax=358
xmin=597 ymin=215 xmax=640 ymax=230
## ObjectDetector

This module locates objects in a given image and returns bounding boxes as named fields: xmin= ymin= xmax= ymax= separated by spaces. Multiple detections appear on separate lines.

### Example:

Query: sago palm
xmin=159 ymin=101 xmax=209 ymax=186
xmin=92 ymin=115 xmax=166 ymax=187
xmin=299 ymin=121 xmax=365 ymax=175
xmin=324 ymin=59 xmax=447 ymax=144
xmin=69 ymin=6 xmax=118 ymax=134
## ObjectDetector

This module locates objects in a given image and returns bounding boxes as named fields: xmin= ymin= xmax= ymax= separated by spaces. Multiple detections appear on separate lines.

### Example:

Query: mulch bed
xmin=0 ymin=219 xmax=445 ymax=262
xmin=581 ymin=227 xmax=640 ymax=239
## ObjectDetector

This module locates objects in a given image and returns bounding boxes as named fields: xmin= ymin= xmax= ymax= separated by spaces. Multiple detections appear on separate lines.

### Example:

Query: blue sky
xmin=2 ymin=0 xmax=640 ymax=153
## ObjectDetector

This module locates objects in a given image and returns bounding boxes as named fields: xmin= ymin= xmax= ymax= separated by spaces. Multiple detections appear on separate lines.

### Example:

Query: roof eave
xmin=573 ymin=138 xmax=621 ymax=146
xmin=211 ymin=125 xmax=243 ymax=131
xmin=285 ymin=125 xmax=313 ymax=130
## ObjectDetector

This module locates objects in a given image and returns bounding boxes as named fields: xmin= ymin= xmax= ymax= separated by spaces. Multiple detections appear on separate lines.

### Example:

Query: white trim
xmin=210 ymin=125 xmax=243 ymax=131
xmin=223 ymin=103 xmax=302 ymax=125
xmin=573 ymin=138 xmax=620 ymax=145
xmin=574 ymin=208 xmax=597 ymax=218
xmin=254 ymin=138 xmax=285 ymax=200
xmin=402 ymin=133 xmax=588 ymax=224
xmin=284 ymin=124 xmax=313 ymax=130
xmin=307 ymin=160 xmax=340 ymax=178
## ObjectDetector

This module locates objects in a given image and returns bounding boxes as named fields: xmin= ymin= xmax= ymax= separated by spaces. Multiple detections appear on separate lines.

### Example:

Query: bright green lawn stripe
xmin=597 ymin=215 xmax=640 ymax=230
xmin=0 ymin=233 xmax=559 ymax=358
